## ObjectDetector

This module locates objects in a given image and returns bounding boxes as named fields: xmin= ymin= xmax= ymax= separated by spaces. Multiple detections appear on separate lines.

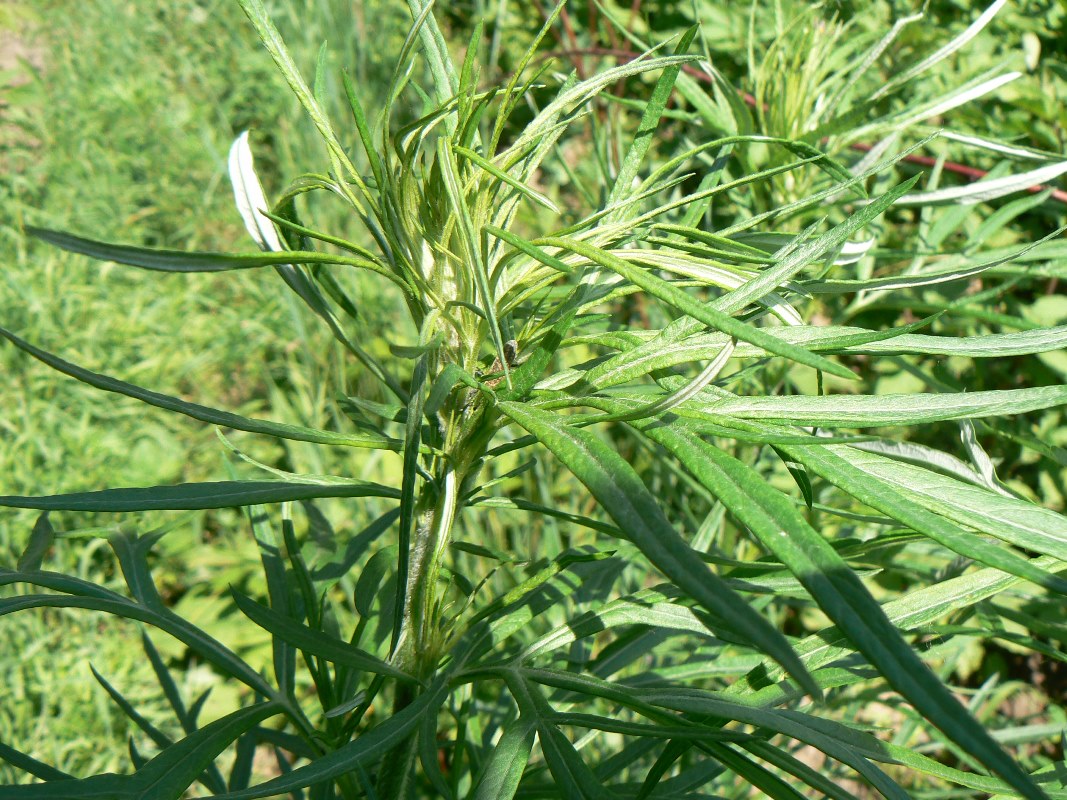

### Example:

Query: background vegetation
xmin=0 ymin=0 xmax=1065 ymax=795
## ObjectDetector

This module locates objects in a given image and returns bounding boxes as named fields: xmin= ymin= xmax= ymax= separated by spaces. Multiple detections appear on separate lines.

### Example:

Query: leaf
xmin=212 ymin=678 xmax=451 ymax=799
xmin=231 ymin=590 xmax=412 ymax=681
xmin=518 ymin=591 xmax=714 ymax=663
xmin=133 ymin=702 xmax=281 ymax=800
xmin=605 ymin=27 xmax=698 ymax=218
xmin=506 ymin=676 xmax=615 ymax=800
xmin=497 ymin=401 xmax=819 ymax=697
xmin=234 ymin=1 xmax=366 ymax=203
xmin=895 ymin=161 xmax=1067 ymax=206
xmin=469 ymin=717 xmax=535 ymax=800
xmin=459 ymin=547 xmax=615 ymax=663
xmin=0 ymin=742 xmax=73 ymax=783
xmin=781 ymin=443 xmax=1067 ymax=593
xmin=17 ymin=513 xmax=54 ymax=572
xmin=816 ymin=445 xmax=1067 ymax=562
xmin=739 ymin=554 xmax=1067 ymax=698
xmin=0 ymin=480 xmax=398 ymax=512
xmin=0 ymin=583 xmax=274 ymax=699
xmin=504 ymin=55 xmax=697 ymax=158
xmin=454 ymin=144 xmax=559 ymax=212
xmin=437 ymin=139 xmax=511 ymax=387
xmin=25 ymin=225 xmax=389 ymax=275
xmin=871 ymin=0 xmax=1009 ymax=99
xmin=522 ymin=666 xmax=904 ymax=794
xmin=702 ymin=385 xmax=1067 ymax=428
xmin=711 ymin=175 xmax=918 ymax=316
xmin=0 ymin=704 xmax=281 ymax=800
xmin=0 ymin=326 xmax=401 ymax=451
xmin=610 ymin=406 xmax=1047 ymax=800
xmin=530 ymin=235 xmax=857 ymax=382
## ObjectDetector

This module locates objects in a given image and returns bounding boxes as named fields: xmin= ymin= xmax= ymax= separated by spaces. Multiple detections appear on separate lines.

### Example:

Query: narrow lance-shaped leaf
xmin=0 ymin=326 xmax=402 ymax=451
xmin=454 ymin=144 xmax=560 ymax=212
xmin=605 ymin=26 xmax=698 ymax=217
xmin=0 ymin=480 xmax=399 ymax=513
xmin=469 ymin=716 xmax=536 ymax=800
xmin=701 ymin=385 xmax=1067 ymax=428
xmin=614 ymin=408 xmax=1046 ymax=800
xmin=16 ymin=513 xmax=54 ymax=572
xmin=497 ymin=400 xmax=820 ymax=697
xmin=872 ymin=0 xmax=1008 ymax=99
xmin=130 ymin=702 xmax=282 ymax=800
xmin=531 ymin=236 xmax=858 ymax=382
xmin=736 ymin=554 xmax=1067 ymax=706
xmin=0 ymin=588 xmax=275 ymax=702
xmin=0 ymin=743 xmax=73 ymax=784
xmin=504 ymin=673 xmax=615 ymax=800
xmin=228 ymin=131 xmax=406 ymax=401
xmin=25 ymin=225 xmax=391 ymax=276
xmin=235 ymin=1 xmax=367 ymax=208
xmin=211 ymin=677 xmax=451 ymax=800
xmin=809 ymin=445 xmax=1067 ymax=562
xmin=894 ymin=160 xmax=1067 ymax=205
xmin=231 ymin=590 xmax=413 ymax=681
xmin=712 ymin=175 xmax=918 ymax=316
xmin=438 ymin=139 xmax=511 ymax=387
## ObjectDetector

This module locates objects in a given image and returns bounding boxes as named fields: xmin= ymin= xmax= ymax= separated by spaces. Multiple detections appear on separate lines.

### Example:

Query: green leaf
xmin=741 ymin=553 xmax=1067 ymax=699
xmin=518 ymin=590 xmax=713 ymax=663
xmin=522 ymin=666 xmax=903 ymax=793
xmin=438 ymin=139 xmax=511 ymax=387
xmin=469 ymin=717 xmax=535 ymax=800
xmin=605 ymin=27 xmax=698 ymax=217
xmin=231 ymin=590 xmax=412 ymax=681
xmin=0 ymin=742 xmax=72 ymax=783
xmin=507 ymin=676 xmax=615 ymax=800
xmin=16 ymin=513 xmax=54 ymax=572
xmin=611 ymin=406 xmax=1047 ymax=800
xmin=236 ymin=0 xmax=367 ymax=204
xmin=0 ymin=704 xmax=281 ymax=800
xmin=809 ymin=445 xmax=1067 ymax=562
xmin=0 ymin=326 xmax=402 ymax=451
xmin=782 ymin=443 xmax=1067 ymax=593
xmin=25 ymin=226 xmax=388 ymax=275
xmin=454 ymin=144 xmax=559 ymax=212
xmin=501 ymin=302 xmax=582 ymax=401
xmin=0 ymin=581 xmax=273 ymax=698
xmin=704 ymin=385 xmax=1067 ymax=428
xmin=530 ymin=236 xmax=858 ymax=382
xmin=497 ymin=401 xmax=819 ymax=697
xmin=212 ymin=678 xmax=450 ymax=799
xmin=133 ymin=702 xmax=281 ymax=800
xmin=0 ymin=480 xmax=398 ymax=512
xmin=567 ymin=324 xmax=1067 ymax=393
xmin=89 ymin=663 xmax=177 ymax=753
xmin=712 ymin=175 xmax=918 ymax=317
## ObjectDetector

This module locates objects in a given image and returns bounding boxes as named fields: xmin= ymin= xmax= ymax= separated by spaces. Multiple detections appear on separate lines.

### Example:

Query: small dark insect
xmin=483 ymin=339 xmax=520 ymax=389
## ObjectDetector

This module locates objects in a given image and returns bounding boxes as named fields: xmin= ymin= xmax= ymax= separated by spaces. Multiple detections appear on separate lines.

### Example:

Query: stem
xmin=402 ymin=465 xmax=462 ymax=676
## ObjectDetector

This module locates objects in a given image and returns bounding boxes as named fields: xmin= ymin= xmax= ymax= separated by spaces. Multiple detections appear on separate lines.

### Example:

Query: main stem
xmin=400 ymin=464 xmax=462 ymax=677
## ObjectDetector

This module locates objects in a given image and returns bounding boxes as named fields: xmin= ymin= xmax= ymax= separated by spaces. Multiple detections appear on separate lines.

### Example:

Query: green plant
xmin=3 ymin=1 xmax=1067 ymax=798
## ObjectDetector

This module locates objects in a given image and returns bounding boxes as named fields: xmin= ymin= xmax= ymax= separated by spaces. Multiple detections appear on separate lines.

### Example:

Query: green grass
xmin=1 ymin=0 xmax=1066 ymax=797
xmin=0 ymin=0 xmax=408 ymax=779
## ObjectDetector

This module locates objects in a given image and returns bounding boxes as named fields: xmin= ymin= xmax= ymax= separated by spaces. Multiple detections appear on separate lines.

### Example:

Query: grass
xmin=1 ymin=0 xmax=1066 ymax=797
xmin=0 ymin=0 xmax=398 ymax=780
